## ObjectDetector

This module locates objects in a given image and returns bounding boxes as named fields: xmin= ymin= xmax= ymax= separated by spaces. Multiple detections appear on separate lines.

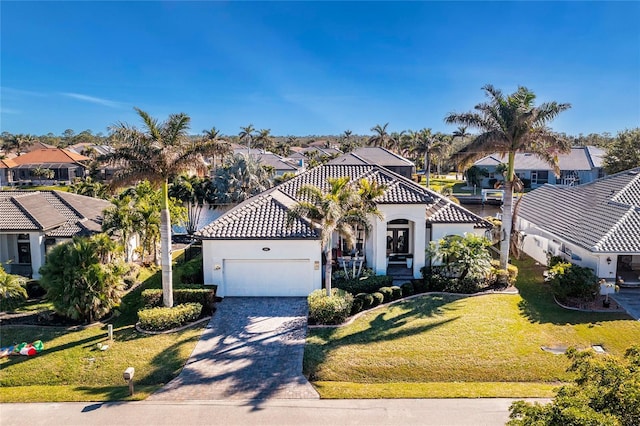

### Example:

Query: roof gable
xmin=10 ymin=148 xmax=90 ymax=165
xmin=475 ymin=147 xmax=604 ymax=171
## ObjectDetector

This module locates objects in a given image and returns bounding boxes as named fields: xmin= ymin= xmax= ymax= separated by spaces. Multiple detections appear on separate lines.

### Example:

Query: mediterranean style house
xmin=1 ymin=148 xmax=90 ymax=186
xmin=473 ymin=146 xmax=605 ymax=189
xmin=195 ymin=163 xmax=491 ymax=297
xmin=516 ymin=167 xmax=640 ymax=284
xmin=0 ymin=190 xmax=111 ymax=278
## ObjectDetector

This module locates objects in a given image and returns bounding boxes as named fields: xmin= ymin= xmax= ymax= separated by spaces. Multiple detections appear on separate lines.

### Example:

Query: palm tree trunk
xmin=500 ymin=178 xmax=514 ymax=270
xmin=324 ymin=245 xmax=332 ymax=297
xmin=424 ymin=151 xmax=431 ymax=187
xmin=160 ymin=180 xmax=173 ymax=307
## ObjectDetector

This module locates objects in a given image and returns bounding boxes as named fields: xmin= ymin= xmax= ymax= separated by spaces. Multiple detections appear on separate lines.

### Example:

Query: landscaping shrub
xmin=400 ymin=282 xmax=414 ymax=297
xmin=356 ymin=293 xmax=374 ymax=310
xmin=445 ymin=277 xmax=481 ymax=294
xmin=427 ymin=273 xmax=450 ymax=292
xmin=307 ymin=289 xmax=354 ymax=325
xmin=391 ymin=286 xmax=403 ymax=300
xmin=141 ymin=288 xmax=217 ymax=314
xmin=0 ymin=266 xmax=27 ymax=311
xmin=25 ymin=280 xmax=46 ymax=299
xmin=379 ymin=286 xmax=393 ymax=303
xmin=412 ymin=279 xmax=428 ymax=294
xmin=371 ymin=292 xmax=384 ymax=307
xmin=350 ymin=297 xmax=364 ymax=315
xmin=548 ymin=262 xmax=598 ymax=302
xmin=490 ymin=261 xmax=519 ymax=287
xmin=334 ymin=275 xmax=393 ymax=295
xmin=138 ymin=302 xmax=202 ymax=331
xmin=179 ymin=255 xmax=204 ymax=284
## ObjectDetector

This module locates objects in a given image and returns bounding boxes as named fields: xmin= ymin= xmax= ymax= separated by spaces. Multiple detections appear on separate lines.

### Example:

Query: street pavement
xmin=0 ymin=398 xmax=549 ymax=426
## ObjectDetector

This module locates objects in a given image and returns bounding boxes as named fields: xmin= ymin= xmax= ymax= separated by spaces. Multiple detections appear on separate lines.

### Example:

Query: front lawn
xmin=304 ymin=257 xmax=640 ymax=398
xmin=0 ymin=262 xmax=206 ymax=402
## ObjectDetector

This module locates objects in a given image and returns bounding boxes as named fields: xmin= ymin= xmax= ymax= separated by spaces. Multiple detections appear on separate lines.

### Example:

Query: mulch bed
xmin=560 ymin=293 xmax=625 ymax=312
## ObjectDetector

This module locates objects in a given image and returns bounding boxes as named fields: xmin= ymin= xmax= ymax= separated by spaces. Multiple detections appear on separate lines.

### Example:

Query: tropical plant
xmin=31 ymin=167 xmax=55 ymax=184
xmin=287 ymin=177 xmax=382 ymax=296
xmin=169 ymin=174 xmax=210 ymax=234
xmin=39 ymin=235 xmax=126 ymax=323
xmin=202 ymin=127 xmax=231 ymax=170
xmin=509 ymin=345 xmax=640 ymax=426
xmin=0 ymin=265 xmax=28 ymax=310
xmin=409 ymin=128 xmax=440 ymax=186
xmin=102 ymin=108 xmax=218 ymax=307
xmin=102 ymin=193 xmax=141 ymax=262
xmin=368 ymin=123 xmax=390 ymax=148
xmin=69 ymin=177 xmax=109 ymax=199
xmin=255 ymin=128 xmax=275 ymax=152
xmin=427 ymin=233 xmax=492 ymax=280
xmin=209 ymin=154 xmax=273 ymax=206
xmin=445 ymin=84 xmax=571 ymax=269
xmin=239 ymin=124 xmax=256 ymax=154
xmin=603 ymin=128 xmax=640 ymax=174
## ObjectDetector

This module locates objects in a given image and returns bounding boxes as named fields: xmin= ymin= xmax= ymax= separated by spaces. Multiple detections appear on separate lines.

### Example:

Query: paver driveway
xmin=150 ymin=297 xmax=319 ymax=401
xmin=612 ymin=288 xmax=640 ymax=320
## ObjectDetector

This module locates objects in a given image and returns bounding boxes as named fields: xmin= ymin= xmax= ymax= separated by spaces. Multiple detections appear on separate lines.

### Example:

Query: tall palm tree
xmin=169 ymin=174 xmax=210 ymax=234
xmin=239 ymin=124 xmax=255 ymax=154
xmin=210 ymin=154 xmax=273 ymax=206
xmin=452 ymin=126 xmax=469 ymax=143
xmin=102 ymin=194 xmax=141 ymax=262
xmin=432 ymin=132 xmax=452 ymax=176
xmin=409 ymin=128 xmax=438 ymax=187
xmin=103 ymin=107 xmax=221 ymax=307
xmin=368 ymin=123 xmax=390 ymax=148
xmin=445 ymin=84 xmax=571 ymax=270
xmin=388 ymin=130 xmax=406 ymax=154
xmin=202 ymin=127 xmax=231 ymax=170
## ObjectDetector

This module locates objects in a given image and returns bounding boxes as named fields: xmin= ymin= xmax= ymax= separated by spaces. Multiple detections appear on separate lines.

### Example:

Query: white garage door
xmin=223 ymin=259 xmax=314 ymax=296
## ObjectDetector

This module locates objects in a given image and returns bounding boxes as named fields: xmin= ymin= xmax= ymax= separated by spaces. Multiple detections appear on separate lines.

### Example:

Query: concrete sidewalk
xmin=0 ymin=398 xmax=548 ymax=426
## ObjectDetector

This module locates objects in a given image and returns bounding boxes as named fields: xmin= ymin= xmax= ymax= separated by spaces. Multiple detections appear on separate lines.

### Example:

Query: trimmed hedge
xmin=400 ymin=282 xmax=414 ymax=297
xmin=356 ymin=293 xmax=374 ymax=310
xmin=138 ymin=302 xmax=203 ymax=331
xmin=371 ymin=292 xmax=384 ymax=307
xmin=391 ymin=286 xmax=403 ymax=300
xmin=308 ymin=289 xmax=354 ymax=325
xmin=334 ymin=275 xmax=394 ymax=295
xmin=379 ymin=286 xmax=393 ymax=303
xmin=351 ymin=297 xmax=364 ymax=315
xmin=141 ymin=288 xmax=216 ymax=314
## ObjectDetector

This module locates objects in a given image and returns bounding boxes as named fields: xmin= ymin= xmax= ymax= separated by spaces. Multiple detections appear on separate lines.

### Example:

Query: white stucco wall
xmin=202 ymin=239 xmax=322 ymax=297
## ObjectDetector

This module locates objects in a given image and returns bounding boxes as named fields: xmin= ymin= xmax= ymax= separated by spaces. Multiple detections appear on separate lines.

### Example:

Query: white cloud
xmin=61 ymin=92 xmax=122 ymax=108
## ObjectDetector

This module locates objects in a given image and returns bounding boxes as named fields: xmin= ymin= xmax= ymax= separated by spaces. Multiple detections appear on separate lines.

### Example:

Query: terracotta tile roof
xmin=518 ymin=167 xmax=640 ymax=253
xmin=196 ymin=164 xmax=490 ymax=239
xmin=0 ymin=158 xmax=18 ymax=168
xmin=0 ymin=190 xmax=111 ymax=237
xmin=10 ymin=148 xmax=90 ymax=165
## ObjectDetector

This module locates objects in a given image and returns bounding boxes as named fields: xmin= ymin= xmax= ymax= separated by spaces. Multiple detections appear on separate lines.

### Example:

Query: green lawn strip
xmin=304 ymin=256 xmax=640 ymax=397
xmin=0 ymin=385 xmax=159 ymax=403
xmin=313 ymin=381 xmax=559 ymax=399
xmin=0 ymin=263 xmax=207 ymax=402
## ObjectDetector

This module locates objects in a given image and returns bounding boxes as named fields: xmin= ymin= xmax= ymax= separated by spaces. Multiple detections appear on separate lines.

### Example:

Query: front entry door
xmin=386 ymin=228 xmax=409 ymax=254
xmin=18 ymin=242 xmax=31 ymax=264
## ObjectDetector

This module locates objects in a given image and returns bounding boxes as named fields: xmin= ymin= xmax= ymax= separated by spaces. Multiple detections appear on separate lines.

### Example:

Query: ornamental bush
xmin=390 ymin=286 xmax=403 ymax=300
xmin=141 ymin=288 xmax=217 ymax=314
xmin=138 ymin=303 xmax=202 ymax=331
xmin=371 ymin=292 xmax=384 ymax=307
xmin=548 ymin=262 xmax=599 ymax=302
xmin=400 ymin=282 xmax=414 ymax=297
xmin=334 ymin=275 xmax=393 ymax=295
xmin=378 ymin=286 xmax=393 ymax=303
xmin=356 ymin=293 xmax=374 ymax=310
xmin=307 ymin=289 xmax=354 ymax=325
xmin=350 ymin=297 xmax=364 ymax=315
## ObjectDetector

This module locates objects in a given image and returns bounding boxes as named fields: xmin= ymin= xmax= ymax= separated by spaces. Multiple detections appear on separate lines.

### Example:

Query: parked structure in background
xmin=473 ymin=146 xmax=605 ymax=189
xmin=516 ymin=167 xmax=640 ymax=284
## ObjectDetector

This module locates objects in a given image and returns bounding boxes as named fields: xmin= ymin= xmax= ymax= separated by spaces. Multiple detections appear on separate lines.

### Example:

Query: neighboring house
xmin=328 ymin=147 xmax=416 ymax=179
xmin=516 ymin=167 xmax=640 ymax=284
xmin=67 ymin=143 xmax=118 ymax=180
xmin=7 ymin=148 xmax=90 ymax=185
xmin=0 ymin=158 xmax=18 ymax=187
xmin=473 ymin=146 xmax=605 ymax=189
xmin=0 ymin=190 xmax=112 ymax=279
xmin=195 ymin=163 xmax=491 ymax=297
xmin=226 ymin=148 xmax=303 ymax=177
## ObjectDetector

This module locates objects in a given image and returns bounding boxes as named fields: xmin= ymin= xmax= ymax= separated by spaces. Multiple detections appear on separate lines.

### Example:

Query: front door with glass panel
xmin=386 ymin=228 xmax=409 ymax=254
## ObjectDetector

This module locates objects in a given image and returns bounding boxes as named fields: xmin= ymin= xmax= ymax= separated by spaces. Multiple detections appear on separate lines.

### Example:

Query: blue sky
xmin=1 ymin=1 xmax=639 ymax=137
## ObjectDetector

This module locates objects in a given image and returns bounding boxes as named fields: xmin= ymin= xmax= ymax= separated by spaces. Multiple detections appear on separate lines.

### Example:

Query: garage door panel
xmin=223 ymin=259 xmax=313 ymax=296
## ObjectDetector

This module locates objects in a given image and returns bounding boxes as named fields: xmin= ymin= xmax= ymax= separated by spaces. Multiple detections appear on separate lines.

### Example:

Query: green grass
xmin=0 ymin=263 xmax=205 ymax=403
xmin=304 ymin=256 xmax=640 ymax=398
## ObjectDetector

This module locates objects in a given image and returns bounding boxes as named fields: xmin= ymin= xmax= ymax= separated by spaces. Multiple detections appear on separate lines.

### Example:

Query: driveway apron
xmin=149 ymin=297 xmax=319 ymax=400
xmin=612 ymin=288 xmax=640 ymax=320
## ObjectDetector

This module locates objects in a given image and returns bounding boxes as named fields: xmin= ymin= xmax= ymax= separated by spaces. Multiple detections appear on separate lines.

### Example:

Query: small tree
xmin=39 ymin=235 xmax=126 ymax=323
xmin=548 ymin=262 xmax=599 ymax=302
xmin=509 ymin=345 xmax=640 ymax=426
xmin=427 ymin=233 xmax=492 ymax=280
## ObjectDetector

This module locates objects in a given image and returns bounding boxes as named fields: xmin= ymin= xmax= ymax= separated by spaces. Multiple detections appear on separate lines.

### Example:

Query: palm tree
xmin=102 ymin=193 xmax=141 ymax=262
xmin=388 ymin=131 xmax=406 ymax=154
xmin=368 ymin=123 xmax=390 ymax=148
xmin=254 ymin=128 xmax=275 ymax=153
xmin=103 ymin=107 xmax=220 ymax=307
xmin=445 ymin=84 xmax=571 ymax=269
xmin=352 ymin=179 xmax=386 ymax=258
xmin=202 ymin=127 xmax=231 ymax=170
xmin=432 ymin=132 xmax=452 ymax=176
xmin=287 ymin=177 xmax=361 ymax=296
xmin=0 ymin=265 xmax=27 ymax=309
xmin=452 ymin=126 xmax=469 ymax=144
xmin=409 ymin=128 xmax=438 ymax=187
xmin=169 ymin=174 xmax=210 ymax=234
xmin=239 ymin=124 xmax=255 ymax=154
xmin=210 ymin=154 xmax=273 ymax=206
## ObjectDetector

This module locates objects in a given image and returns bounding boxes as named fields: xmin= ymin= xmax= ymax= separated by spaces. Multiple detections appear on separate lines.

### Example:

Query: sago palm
xmin=445 ymin=84 xmax=571 ymax=269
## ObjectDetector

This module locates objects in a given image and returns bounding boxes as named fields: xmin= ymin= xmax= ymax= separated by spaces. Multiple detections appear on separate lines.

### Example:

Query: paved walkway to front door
xmin=149 ymin=297 xmax=319 ymax=401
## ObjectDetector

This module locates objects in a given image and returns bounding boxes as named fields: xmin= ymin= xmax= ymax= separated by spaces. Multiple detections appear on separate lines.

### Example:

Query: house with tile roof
xmin=195 ymin=163 xmax=491 ymax=297
xmin=0 ymin=158 xmax=18 ymax=187
xmin=516 ymin=167 xmax=640 ymax=284
xmin=7 ymin=148 xmax=91 ymax=185
xmin=473 ymin=146 xmax=605 ymax=189
xmin=328 ymin=147 xmax=416 ymax=179
xmin=0 ymin=190 xmax=112 ymax=278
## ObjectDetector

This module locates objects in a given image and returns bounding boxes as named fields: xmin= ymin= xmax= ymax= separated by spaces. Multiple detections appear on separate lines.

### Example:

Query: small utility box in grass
xmin=123 ymin=367 xmax=135 ymax=396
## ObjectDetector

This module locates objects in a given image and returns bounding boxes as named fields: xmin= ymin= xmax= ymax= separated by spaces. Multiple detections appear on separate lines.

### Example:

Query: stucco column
xmin=374 ymin=216 xmax=387 ymax=276
xmin=29 ymin=232 xmax=44 ymax=279
xmin=413 ymin=221 xmax=426 ymax=279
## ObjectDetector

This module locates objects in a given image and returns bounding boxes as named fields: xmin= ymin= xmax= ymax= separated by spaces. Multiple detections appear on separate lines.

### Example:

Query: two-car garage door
xmin=222 ymin=259 xmax=315 ymax=296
